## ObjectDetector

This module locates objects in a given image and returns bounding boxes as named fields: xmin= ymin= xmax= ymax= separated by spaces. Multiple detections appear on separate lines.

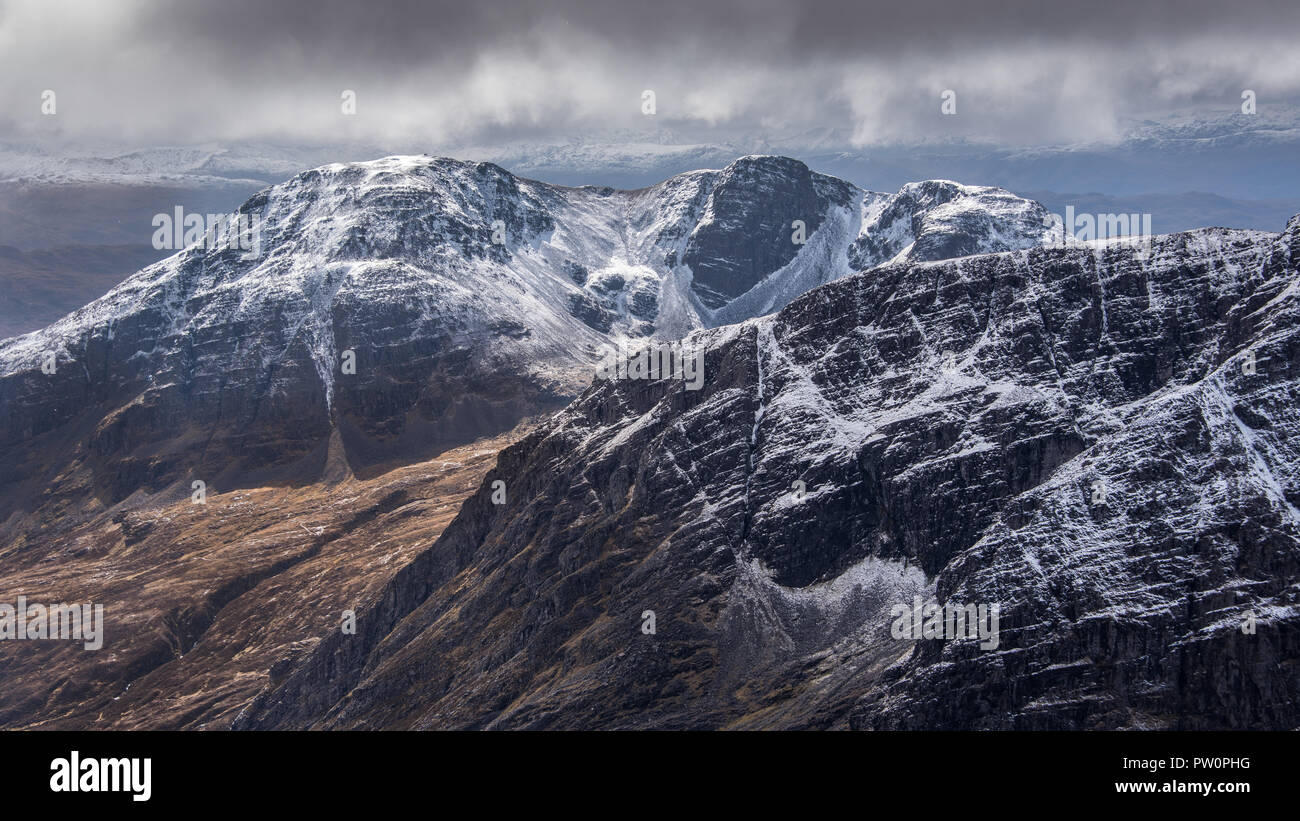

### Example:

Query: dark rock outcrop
xmin=682 ymin=156 xmax=855 ymax=308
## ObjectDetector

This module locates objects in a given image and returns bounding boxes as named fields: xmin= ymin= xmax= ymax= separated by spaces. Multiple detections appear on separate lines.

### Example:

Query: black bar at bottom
xmin=2 ymin=730 xmax=1284 ymax=810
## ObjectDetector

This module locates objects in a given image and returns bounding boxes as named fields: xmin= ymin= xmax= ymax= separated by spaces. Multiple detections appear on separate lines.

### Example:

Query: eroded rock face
xmin=853 ymin=220 xmax=1300 ymax=730
xmin=238 ymin=220 xmax=1300 ymax=730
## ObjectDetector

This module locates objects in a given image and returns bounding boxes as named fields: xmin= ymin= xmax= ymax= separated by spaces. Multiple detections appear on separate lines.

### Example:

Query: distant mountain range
xmin=5 ymin=115 xmax=1297 ymax=344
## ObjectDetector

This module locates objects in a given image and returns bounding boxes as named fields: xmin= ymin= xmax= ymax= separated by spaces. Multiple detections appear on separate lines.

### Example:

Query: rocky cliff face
xmin=235 ymin=219 xmax=1300 ymax=730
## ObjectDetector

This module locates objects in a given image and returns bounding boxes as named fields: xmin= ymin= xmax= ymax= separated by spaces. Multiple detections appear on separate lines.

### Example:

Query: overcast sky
xmin=3 ymin=0 xmax=1299 ymax=149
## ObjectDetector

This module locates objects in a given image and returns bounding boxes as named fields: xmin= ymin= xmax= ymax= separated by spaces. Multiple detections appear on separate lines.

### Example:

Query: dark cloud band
xmin=3 ymin=0 xmax=1297 ymax=147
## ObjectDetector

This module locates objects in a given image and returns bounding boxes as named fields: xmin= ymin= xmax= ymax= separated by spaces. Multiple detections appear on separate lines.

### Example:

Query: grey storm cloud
xmin=147 ymin=0 xmax=1300 ymax=61
xmin=3 ymin=0 xmax=1299 ymax=147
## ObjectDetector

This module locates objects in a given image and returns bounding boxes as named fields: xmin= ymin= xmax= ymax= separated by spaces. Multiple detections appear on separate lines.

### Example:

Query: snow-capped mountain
xmin=235 ymin=216 xmax=1300 ymax=730
xmin=0 ymin=155 xmax=1059 ymax=513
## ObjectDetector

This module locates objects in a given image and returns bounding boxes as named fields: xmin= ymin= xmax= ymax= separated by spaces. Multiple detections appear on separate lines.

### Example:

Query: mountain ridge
xmin=0 ymin=154 xmax=1060 ymax=522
